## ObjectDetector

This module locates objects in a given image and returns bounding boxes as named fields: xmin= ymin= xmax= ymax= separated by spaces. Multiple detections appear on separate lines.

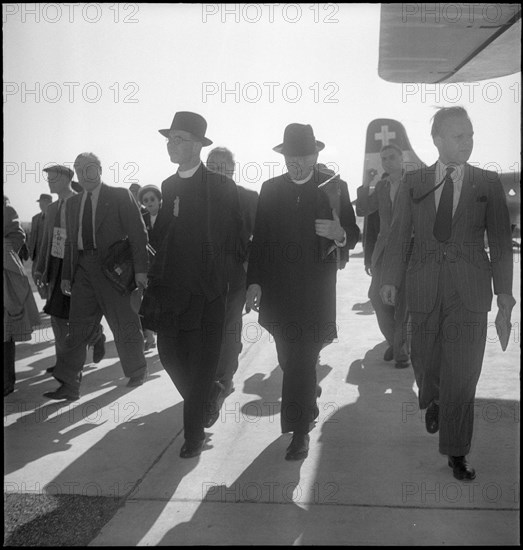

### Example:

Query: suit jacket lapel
xmin=411 ymin=164 xmax=437 ymax=218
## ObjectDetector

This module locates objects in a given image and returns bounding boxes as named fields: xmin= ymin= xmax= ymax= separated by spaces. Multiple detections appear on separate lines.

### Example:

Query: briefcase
xmin=102 ymin=238 xmax=137 ymax=296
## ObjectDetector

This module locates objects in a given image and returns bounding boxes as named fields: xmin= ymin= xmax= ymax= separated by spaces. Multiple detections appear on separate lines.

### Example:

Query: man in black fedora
xmin=143 ymin=111 xmax=243 ymax=458
xmin=246 ymin=123 xmax=360 ymax=460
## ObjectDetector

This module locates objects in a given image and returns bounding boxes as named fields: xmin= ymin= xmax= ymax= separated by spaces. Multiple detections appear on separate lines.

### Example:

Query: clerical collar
xmin=290 ymin=170 xmax=314 ymax=185
xmin=178 ymin=161 xmax=202 ymax=179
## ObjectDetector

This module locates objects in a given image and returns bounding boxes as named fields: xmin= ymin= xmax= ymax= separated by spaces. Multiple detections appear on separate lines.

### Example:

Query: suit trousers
xmin=369 ymin=258 xmax=410 ymax=363
xmin=51 ymin=315 xmax=103 ymax=371
xmin=54 ymin=252 xmax=146 ymax=390
xmin=157 ymin=295 xmax=225 ymax=442
xmin=274 ymin=335 xmax=323 ymax=434
xmin=410 ymin=260 xmax=487 ymax=456
xmin=214 ymin=280 xmax=246 ymax=386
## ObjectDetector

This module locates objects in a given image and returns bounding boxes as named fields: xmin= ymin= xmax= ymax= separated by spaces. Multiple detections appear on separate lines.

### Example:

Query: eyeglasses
xmin=165 ymin=135 xmax=192 ymax=145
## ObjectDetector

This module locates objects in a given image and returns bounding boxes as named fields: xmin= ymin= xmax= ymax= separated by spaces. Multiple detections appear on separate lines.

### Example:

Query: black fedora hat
xmin=36 ymin=193 xmax=53 ymax=202
xmin=273 ymin=123 xmax=325 ymax=156
xmin=159 ymin=111 xmax=213 ymax=147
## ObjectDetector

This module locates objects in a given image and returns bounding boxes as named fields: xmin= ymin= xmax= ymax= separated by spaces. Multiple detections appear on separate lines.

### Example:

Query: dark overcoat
xmin=247 ymin=167 xmax=359 ymax=344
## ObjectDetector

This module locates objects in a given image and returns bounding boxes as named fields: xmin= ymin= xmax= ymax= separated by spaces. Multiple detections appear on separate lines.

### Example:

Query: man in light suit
xmin=380 ymin=107 xmax=515 ymax=480
xmin=44 ymin=153 xmax=149 ymax=401
xmin=34 ymin=165 xmax=105 ymax=376
xmin=356 ymin=144 xmax=410 ymax=368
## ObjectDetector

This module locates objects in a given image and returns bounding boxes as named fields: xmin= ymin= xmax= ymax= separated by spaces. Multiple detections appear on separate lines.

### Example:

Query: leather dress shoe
xmin=425 ymin=401 xmax=439 ymax=434
xmin=180 ymin=439 xmax=205 ymax=459
xmin=43 ymin=383 xmax=80 ymax=401
xmin=127 ymin=372 xmax=147 ymax=387
xmin=394 ymin=360 xmax=410 ymax=369
xmin=285 ymin=433 xmax=310 ymax=461
xmin=383 ymin=346 xmax=394 ymax=362
xmin=92 ymin=333 xmax=106 ymax=364
xmin=448 ymin=456 xmax=476 ymax=480
xmin=46 ymin=366 xmax=55 ymax=374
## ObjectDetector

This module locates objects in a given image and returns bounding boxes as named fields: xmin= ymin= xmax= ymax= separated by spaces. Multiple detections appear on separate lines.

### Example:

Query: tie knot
xmin=446 ymin=166 xmax=455 ymax=176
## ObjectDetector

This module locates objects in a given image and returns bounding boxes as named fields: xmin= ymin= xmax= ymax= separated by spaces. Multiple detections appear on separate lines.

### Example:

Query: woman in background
xmin=138 ymin=185 xmax=167 ymax=351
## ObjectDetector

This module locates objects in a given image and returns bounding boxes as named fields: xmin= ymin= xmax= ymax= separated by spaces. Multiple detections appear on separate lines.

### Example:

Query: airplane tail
xmin=362 ymin=118 xmax=426 ymax=187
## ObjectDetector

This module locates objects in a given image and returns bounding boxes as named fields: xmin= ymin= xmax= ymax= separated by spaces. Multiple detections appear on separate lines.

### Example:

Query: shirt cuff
xmin=334 ymin=230 xmax=347 ymax=248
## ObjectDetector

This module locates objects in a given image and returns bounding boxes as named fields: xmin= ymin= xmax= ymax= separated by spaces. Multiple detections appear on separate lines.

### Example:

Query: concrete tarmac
xmin=4 ymin=243 xmax=520 ymax=545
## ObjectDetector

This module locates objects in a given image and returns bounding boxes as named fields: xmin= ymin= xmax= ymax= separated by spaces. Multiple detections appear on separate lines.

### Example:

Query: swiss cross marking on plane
xmin=374 ymin=125 xmax=396 ymax=146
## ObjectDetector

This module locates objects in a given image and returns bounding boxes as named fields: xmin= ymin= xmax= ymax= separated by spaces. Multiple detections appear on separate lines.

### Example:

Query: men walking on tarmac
xmin=380 ymin=107 xmax=515 ymax=480
xmin=246 ymin=123 xmax=359 ymax=461
xmin=44 ymin=153 xmax=149 ymax=401
xmin=34 ymin=164 xmax=106 ymax=378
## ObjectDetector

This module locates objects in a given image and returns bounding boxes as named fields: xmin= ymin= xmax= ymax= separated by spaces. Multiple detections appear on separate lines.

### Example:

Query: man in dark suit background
xmin=380 ymin=107 xmax=515 ymax=480
xmin=205 ymin=146 xmax=259 ymax=411
xmin=144 ymin=112 xmax=242 ymax=459
xmin=246 ymin=123 xmax=360 ymax=461
xmin=356 ymin=145 xmax=410 ymax=368
xmin=44 ymin=153 xmax=149 ymax=401
xmin=29 ymin=193 xmax=53 ymax=293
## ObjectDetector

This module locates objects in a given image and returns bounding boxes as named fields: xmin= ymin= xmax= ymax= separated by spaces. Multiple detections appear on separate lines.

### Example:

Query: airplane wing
xmin=378 ymin=3 xmax=521 ymax=83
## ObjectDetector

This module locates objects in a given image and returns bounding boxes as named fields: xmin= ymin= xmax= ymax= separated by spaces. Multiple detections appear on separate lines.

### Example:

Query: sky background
xmin=3 ymin=3 xmax=521 ymax=222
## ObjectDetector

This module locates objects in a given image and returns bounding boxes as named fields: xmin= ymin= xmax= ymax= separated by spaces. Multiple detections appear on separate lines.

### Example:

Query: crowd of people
xmin=3 ymin=107 xmax=515 ymax=479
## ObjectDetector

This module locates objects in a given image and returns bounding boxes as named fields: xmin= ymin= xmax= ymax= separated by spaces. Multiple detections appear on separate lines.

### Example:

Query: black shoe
xmin=425 ymin=401 xmax=439 ymax=434
xmin=92 ymin=333 xmax=106 ymax=364
xmin=180 ymin=438 xmax=205 ymax=459
xmin=394 ymin=360 xmax=410 ymax=369
xmin=43 ymin=383 xmax=80 ymax=401
xmin=448 ymin=456 xmax=476 ymax=481
xmin=46 ymin=366 xmax=55 ymax=374
xmin=383 ymin=346 xmax=394 ymax=361
xmin=127 ymin=372 xmax=147 ymax=387
xmin=285 ymin=433 xmax=310 ymax=461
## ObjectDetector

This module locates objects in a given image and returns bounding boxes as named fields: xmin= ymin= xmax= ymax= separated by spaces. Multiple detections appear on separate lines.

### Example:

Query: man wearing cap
xmin=246 ymin=123 xmax=360 ymax=460
xmin=34 ymin=165 xmax=105 ymax=378
xmin=43 ymin=153 xmax=149 ymax=401
xmin=29 ymin=192 xmax=53 ymax=288
xmin=144 ymin=111 xmax=242 ymax=458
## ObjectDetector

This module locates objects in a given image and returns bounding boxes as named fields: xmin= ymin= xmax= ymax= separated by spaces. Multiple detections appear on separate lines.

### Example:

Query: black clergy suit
xmin=247 ymin=166 xmax=359 ymax=434
xmin=381 ymin=163 xmax=513 ymax=456
xmin=145 ymin=164 xmax=243 ymax=442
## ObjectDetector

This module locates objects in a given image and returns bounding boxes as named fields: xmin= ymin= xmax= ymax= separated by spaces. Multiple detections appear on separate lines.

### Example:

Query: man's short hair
xmin=207 ymin=147 xmax=234 ymax=166
xmin=74 ymin=152 xmax=102 ymax=167
xmin=380 ymin=143 xmax=403 ymax=155
xmin=431 ymin=106 xmax=470 ymax=138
